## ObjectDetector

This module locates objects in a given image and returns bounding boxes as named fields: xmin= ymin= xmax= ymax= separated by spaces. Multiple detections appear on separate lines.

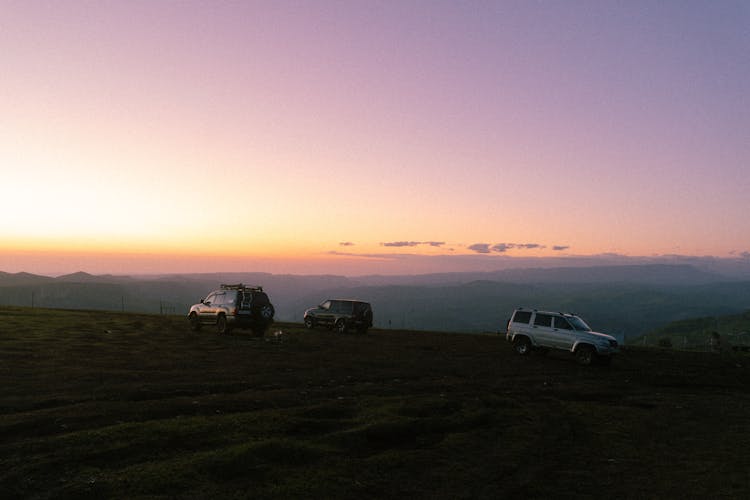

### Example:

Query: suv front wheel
xmin=189 ymin=313 xmax=201 ymax=331
xmin=304 ymin=317 xmax=315 ymax=329
xmin=575 ymin=345 xmax=595 ymax=365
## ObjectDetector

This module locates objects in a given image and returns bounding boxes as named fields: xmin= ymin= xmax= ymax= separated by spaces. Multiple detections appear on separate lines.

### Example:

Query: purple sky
xmin=1 ymin=1 xmax=749 ymax=275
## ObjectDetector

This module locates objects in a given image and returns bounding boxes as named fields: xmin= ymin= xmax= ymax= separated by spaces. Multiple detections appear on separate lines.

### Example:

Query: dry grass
xmin=1 ymin=306 xmax=749 ymax=498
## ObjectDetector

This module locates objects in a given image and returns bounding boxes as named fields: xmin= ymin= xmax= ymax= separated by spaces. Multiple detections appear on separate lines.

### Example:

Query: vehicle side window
xmin=205 ymin=293 xmax=216 ymax=304
xmin=329 ymin=301 xmax=346 ymax=314
xmin=321 ymin=300 xmax=331 ymax=310
xmin=354 ymin=302 xmax=370 ymax=314
xmin=214 ymin=292 xmax=227 ymax=305
xmin=224 ymin=293 xmax=236 ymax=306
xmin=554 ymin=316 xmax=573 ymax=330
xmin=512 ymin=311 xmax=532 ymax=324
xmin=534 ymin=314 xmax=553 ymax=327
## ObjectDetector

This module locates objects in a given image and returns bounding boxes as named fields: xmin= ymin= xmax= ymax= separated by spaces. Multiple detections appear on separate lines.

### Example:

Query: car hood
xmin=586 ymin=331 xmax=617 ymax=342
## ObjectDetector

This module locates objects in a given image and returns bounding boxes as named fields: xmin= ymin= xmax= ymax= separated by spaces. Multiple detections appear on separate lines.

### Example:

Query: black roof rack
xmin=220 ymin=283 xmax=263 ymax=292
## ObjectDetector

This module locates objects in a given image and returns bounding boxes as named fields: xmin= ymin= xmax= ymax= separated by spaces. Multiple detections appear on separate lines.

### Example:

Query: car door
xmin=531 ymin=313 xmax=555 ymax=347
xmin=551 ymin=315 xmax=576 ymax=350
xmin=213 ymin=292 xmax=228 ymax=316
xmin=317 ymin=300 xmax=335 ymax=325
xmin=335 ymin=300 xmax=353 ymax=322
xmin=198 ymin=292 xmax=218 ymax=320
xmin=509 ymin=310 xmax=533 ymax=337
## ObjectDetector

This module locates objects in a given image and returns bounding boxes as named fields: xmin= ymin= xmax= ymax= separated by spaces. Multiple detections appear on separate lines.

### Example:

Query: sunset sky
xmin=2 ymin=1 xmax=749 ymax=276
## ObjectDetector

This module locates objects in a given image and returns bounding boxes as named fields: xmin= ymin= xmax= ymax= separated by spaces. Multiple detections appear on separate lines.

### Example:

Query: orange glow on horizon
xmin=1 ymin=2 xmax=748 ymax=276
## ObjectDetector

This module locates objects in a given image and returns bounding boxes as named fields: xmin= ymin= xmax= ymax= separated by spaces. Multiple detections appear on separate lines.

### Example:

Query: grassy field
xmin=637 ymin=309 xmax=750 ymax=350
xmin=1 ymin=307 xmax=749 ymax=499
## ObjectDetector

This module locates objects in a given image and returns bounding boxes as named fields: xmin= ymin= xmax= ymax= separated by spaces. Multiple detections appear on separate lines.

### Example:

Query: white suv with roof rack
xmin=505 ymin=308 xmax=619 ymax=365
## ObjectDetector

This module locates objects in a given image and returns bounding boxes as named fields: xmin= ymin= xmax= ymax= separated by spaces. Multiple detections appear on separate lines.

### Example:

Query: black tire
xmin=189 ymin=313 xmax=201 ymax=331
xmin=335 ymin=319 xmax=347 ymax=334
xmin=216 ymin=314 xmax=228 ymax=335
xmin=513 ymin=336 xmax=532 ymax=356
xmin=250 ymin=293 xmax=274 ymax=322
xmin=304 ymin=317 xmax=315 ymax=329
xmin=575 ymin=345 xmax=595 ymax=366
xmin=259 ymin=304 xmax=274 ymax=321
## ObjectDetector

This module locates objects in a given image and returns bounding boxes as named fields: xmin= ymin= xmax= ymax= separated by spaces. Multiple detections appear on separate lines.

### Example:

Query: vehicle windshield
xmin=568 ymin=316 xmax=591 ymax=331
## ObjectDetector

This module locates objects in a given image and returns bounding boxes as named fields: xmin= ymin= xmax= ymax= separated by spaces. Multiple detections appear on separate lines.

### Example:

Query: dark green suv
xmin=304 ymin=299 xmax=373 ymax=334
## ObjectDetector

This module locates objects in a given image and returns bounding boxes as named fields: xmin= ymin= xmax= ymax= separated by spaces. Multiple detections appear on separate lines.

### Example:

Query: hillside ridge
xmin=3 ymin=265 xmax=750 ymax=339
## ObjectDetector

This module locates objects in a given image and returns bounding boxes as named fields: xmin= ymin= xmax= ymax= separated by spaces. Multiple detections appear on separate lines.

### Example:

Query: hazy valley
xmin=3 ymin=262 xmax=750 ymax=341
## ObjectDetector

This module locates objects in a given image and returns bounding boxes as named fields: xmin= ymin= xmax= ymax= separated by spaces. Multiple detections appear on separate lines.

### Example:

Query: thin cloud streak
xmin=469 ymin=242 xmax=554 ymax=254
xmin=468 ymin=243 xmax=491 ymax=254
xmin=381 ymin=241 xmax=445 ymax=248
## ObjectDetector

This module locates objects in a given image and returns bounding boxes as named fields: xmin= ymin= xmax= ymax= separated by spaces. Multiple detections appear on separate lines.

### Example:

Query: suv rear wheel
xmin=216 ymin=314 xmax=228 ymax=335
xmin=335 ymin=319 xmax=347 ymax=334
xmin=513 ymin=336 xmax=532 ymax=355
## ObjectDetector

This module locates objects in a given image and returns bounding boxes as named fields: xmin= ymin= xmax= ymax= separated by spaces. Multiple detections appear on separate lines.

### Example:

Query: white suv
xmin=505 ymin=308 xmax=619 ymax=365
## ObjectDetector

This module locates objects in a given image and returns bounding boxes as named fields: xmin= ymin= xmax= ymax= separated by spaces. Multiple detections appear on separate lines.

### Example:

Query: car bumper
xmin=595 ymin=344 xmax=619 ymax=355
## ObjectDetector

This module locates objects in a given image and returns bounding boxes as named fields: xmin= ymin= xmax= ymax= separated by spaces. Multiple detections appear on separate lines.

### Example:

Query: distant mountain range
xmin=2 ymin=264 xmax=750 ymax=340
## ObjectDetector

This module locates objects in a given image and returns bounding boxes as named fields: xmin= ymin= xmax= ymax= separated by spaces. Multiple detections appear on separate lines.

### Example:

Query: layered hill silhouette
xmin=2 ymin=264 xmax=750 ymax=340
